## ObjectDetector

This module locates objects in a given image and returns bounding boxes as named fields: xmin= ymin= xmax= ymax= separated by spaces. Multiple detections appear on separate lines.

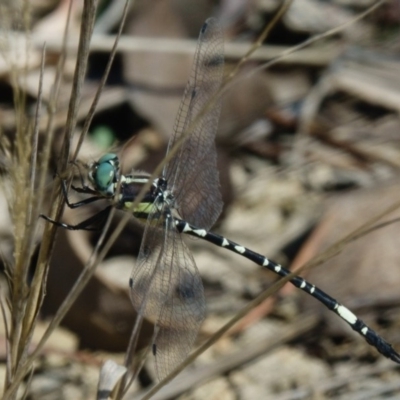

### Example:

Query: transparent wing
xmin=164 ymin=18 xmax=224 ymax=230
xmin=130 ymin=204 xmax=206 ymax=380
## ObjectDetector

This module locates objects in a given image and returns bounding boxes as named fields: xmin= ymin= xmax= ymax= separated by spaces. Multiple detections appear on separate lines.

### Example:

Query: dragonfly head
xmin=88 ymin=153 xmax=120 ymax=196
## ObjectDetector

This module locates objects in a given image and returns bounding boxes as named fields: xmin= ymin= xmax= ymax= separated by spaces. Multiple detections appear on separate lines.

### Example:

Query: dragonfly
xmin=42 ymin=18 xmax=400 ymax=381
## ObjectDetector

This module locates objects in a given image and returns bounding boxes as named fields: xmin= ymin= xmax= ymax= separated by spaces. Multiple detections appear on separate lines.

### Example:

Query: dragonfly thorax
xmin=114 ymin=173 xmax=176 ymax=223
xmin=153 ymin=177 xmax=175 ymax=207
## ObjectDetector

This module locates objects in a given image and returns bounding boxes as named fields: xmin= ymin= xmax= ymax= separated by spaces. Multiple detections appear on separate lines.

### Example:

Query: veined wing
xmin=164 ymin=18 xmax=224 ymax=230
xmin=130 ymin=203 xmax=206 ymax=380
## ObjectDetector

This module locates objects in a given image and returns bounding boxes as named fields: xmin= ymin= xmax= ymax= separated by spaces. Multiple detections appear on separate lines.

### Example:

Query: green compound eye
xmin=97 ymin=153 xmax=119 ymax=166
xmin=92 ymin=153 xmax=120 ymax=195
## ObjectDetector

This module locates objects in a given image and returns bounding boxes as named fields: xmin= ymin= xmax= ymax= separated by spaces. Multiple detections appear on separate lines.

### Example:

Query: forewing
xmin=130 ymin=208 xmax=206 ymax=381
xmin=164 ymin=18 xmax=224 ymax=230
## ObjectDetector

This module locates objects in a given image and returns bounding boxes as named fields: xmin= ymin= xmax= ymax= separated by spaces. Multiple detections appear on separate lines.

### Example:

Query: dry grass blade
xmin=0 ymin=1 xmax=103 ymax=398
xmin=14 ymin=44 xmax=47 ymax=371
xmin=0 ymin=4 xmax=56 ymax=393
xmin=23 ymin=0 xmax=96 ymax=351
xmin=2 ymin=9 xmax=32 ymax=380
xmin=18 ymin=1 xmax=74 ymax=348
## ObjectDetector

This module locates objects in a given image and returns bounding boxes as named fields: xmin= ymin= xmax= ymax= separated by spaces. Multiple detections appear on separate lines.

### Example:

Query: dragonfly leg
xmin=40 ymin=205 xmax=112 ymax=231
xmin=59 ymin=178 xmax=104 ymax=208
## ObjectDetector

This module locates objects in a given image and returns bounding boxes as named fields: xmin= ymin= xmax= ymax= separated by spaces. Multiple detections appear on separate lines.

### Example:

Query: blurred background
xmin=1 ymin=0 xmax=400 ymax=398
